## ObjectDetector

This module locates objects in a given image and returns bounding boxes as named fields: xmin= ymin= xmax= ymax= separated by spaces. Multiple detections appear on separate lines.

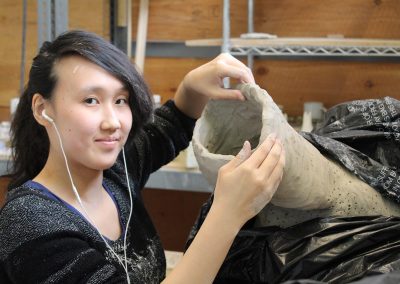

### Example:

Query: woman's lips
xmin=96 ymin=136 xmax=120 ymax=142
xmin=95 ymin=137 xmax=120 ymax=147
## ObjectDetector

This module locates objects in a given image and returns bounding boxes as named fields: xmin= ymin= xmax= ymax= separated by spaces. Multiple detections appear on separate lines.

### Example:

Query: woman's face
xmin=46 ymin=55 xmax=133 ymax=171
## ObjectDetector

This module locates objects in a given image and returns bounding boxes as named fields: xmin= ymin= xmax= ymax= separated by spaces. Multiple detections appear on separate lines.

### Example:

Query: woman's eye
xmin=116 ymin=98 xmax=128 ymax=105
xmin=84 ymin=98 xmax=99 ymax=105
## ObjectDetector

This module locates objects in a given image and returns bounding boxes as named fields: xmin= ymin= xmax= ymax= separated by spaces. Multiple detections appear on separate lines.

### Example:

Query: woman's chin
xmin=94 ymin=159 xmax=118 ymax=171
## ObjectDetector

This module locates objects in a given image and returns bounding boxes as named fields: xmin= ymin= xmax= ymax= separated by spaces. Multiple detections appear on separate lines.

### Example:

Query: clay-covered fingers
xmin=260 ymin=143 xmax=285 ymax=193
xmin=217 ymin=53 xmax=255 ymax=84
xmin=246 ymin=139 xmax=284 ymax=216
xmin=268 ymin=147 xmax=285 ymax=190
xmin=241 ymin=133 xmax=277 ymax=169
xmin=214 ymin=60 xmax=254 ymax=88
xmin=180 ymin=53 xmax=254 ymax=101
xmin=258 ymin=139 xmax=283 ymax=179
xmin=209 ymin=87 xmax=246 ymax=101
xmin=212 ymin=134 xmax=284 ymax=227
xmin=204 ymin=53 xmax=254 ymax=101
xmin=222 ymin=140 xmax=252 ymax=172
xmin=211 ymin=63 xmax=251 ymax=101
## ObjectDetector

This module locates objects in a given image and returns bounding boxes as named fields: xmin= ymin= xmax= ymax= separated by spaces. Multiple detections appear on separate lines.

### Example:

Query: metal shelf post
xmin=37 ymin=0 xmax=68 ymax=50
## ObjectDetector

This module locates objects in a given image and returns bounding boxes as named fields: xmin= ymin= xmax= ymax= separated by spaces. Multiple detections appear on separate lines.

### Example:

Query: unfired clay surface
xmin=192 ymin=83 xmax=400 ymax=228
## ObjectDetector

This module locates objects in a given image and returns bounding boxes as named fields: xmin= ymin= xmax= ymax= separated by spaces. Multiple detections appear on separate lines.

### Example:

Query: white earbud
xmin=42 ymin=110 xmax=54 ymax=123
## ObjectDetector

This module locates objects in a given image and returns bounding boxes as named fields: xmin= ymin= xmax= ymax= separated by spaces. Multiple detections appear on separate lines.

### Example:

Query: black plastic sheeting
xmin=186 ymin=196 xmax=400 ymax=283
xmin=302 ymin=96 xmax=400 ymax=203
xmin=284 ymin=270 xmax=400 ymax=284
xmin=186 ymin=97 xmax=400 ymax=283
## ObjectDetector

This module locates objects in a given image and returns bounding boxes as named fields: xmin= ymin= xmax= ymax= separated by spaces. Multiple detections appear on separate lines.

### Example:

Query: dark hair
xmin=9 ymin=30 xmax=153 ymax=189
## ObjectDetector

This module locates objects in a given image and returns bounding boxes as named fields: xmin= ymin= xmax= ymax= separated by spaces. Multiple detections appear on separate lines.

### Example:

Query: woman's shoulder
xmin=0 ymin=185 xmax=86 ymax=258
xmin=2 ymin=184 xmax=65 ymax=215
xmin=1 ymin=184 xmax=86 ymax=231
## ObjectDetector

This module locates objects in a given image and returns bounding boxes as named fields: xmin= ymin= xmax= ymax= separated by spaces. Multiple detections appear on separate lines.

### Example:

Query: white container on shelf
xmin=185 ymin=141 xmax=198 ymax=169
xmin=301 ymin=111 xmax=313 ymax=132
xmin=10 ymin=98 xmax=20 ymax=116
xmin=0 ymin=121 xmax=11 ymax=158
xmin=153 ymin=94 xmax=161 ymax=108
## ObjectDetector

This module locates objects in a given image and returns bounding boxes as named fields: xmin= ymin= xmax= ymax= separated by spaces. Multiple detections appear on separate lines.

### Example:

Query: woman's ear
xmin=32 ymin=93 xmax=50 ymax=126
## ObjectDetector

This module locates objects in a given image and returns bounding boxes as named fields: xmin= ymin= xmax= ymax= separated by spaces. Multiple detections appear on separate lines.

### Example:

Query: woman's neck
xmin=33 ymin=154 xmax=104 ymax=204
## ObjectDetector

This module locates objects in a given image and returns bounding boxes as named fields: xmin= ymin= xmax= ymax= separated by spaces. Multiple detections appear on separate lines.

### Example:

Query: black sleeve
xmin=125 ymin=100 xmax=196 ymax=189
xmin=1 ymin=232 xmax=127 ymax=284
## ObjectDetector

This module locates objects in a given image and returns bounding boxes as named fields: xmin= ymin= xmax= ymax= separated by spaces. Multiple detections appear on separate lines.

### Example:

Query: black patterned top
xmin=0 ymin=100 xmax=196 ymax=283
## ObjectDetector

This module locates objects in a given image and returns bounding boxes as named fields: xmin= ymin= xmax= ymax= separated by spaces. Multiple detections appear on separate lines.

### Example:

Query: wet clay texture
xmin=192 ymin=83 xmax=400 ymax=228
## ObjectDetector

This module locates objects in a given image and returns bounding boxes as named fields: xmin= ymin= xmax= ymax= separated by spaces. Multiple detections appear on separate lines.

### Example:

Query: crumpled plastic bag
xmin=284 ymin=270 xmax=400 ymax=284
xmin=302 ymin=97 xmax=400 ymax=203
xmin=186 ymin=195 xmax=400 ymax=283
xmin=186 ymin=97 xmax=400 ymax=283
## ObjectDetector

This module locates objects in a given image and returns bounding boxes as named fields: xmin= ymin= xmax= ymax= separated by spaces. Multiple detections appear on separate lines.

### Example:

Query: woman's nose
xmin=101 ymin=109 xmax=121 ymax=130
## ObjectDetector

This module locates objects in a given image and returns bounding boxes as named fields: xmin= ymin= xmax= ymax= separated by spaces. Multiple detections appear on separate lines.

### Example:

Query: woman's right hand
xmin=163 ymin=134 xmax=284 ymax=284
xmin=211 ymin=134 xmax=285 ymax=229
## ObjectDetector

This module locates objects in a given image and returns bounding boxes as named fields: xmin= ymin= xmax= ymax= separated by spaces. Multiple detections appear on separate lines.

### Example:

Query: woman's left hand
xmin=182 ymin=53 xmax=254 ymax=101
xmin=174 ymin=53 xmax=255 ymax=118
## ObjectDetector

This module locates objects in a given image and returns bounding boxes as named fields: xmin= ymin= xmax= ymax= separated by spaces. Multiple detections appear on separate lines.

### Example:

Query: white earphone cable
xmin=122 ymin=147 xmax=134 ymax=275
xmin=50 ymin=119 xmax=133 ymax=284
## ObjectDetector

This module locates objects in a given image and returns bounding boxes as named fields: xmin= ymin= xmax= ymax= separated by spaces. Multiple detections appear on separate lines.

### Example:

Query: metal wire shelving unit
xmin=186 ymin=0 xmax=400 ymax=67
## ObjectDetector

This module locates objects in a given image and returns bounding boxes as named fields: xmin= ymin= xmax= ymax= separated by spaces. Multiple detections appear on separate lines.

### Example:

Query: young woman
xmin=0 ymin=30 xmax=285 ymax=283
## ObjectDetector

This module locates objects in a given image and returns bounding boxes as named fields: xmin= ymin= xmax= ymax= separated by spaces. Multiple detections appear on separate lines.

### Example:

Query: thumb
xmin=223 ymin=140 xmax=252 ymax=171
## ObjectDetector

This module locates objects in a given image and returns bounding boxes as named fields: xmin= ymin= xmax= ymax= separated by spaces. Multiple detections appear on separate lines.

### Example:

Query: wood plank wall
xmin=136 ymin=0 xmax=400 ymax=116
xmin=0 ymin=0 xmax=109 ymax=120
xmin=2 ymin=0 xmax=400 ymax=117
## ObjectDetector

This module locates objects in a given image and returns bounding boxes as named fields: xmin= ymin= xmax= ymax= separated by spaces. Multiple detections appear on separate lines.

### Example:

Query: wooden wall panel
xmin=251 ymin=0 xmax=400 ymax=39
xmin=0 ymin=0 xmax=109 ymax=111
xmin=143 ymin=57 xmax=400 ymax=116
xmin=254 ymin=59 xmax=400 ymax=116
xmin=136 ymin=0 xmax=400 ymax=40
xmin=0 ymin=0 xmax=38 ymax=108
xmin=138 ymin=0 xmax=400 ymax=116
xmin=2 ymin=0 xmax=400 ymax=114
xmin=143 ymin=57 xmax=209 ymax=103
xmin=142 ymin=188 xmax=210 ymax=251
xmin=0 ymin=176 xmax=11 ymax=209
xmin=69 ymin=0 xmax=110 ymax=39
